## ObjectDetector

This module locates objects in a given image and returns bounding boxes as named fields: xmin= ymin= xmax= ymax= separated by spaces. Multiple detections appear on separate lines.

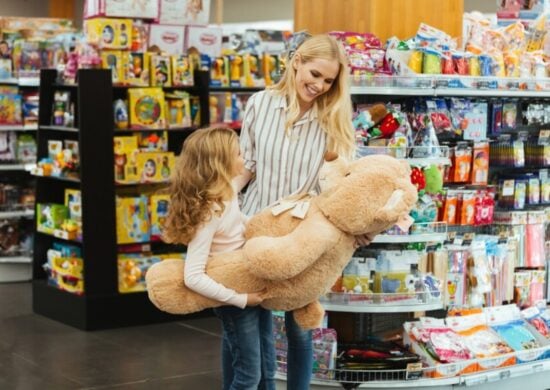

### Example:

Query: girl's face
xmin=232 ymin=142 xmax=245 ymax=177
xmin=293 ymin=56 xmax=339 ymax=109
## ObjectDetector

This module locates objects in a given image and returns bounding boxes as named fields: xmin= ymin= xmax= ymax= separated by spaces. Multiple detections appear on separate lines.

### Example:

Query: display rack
xmin=32 ymin=68 xmax=210 ymax=330
xmin=0 ymin=78 xmax=39 ymax=282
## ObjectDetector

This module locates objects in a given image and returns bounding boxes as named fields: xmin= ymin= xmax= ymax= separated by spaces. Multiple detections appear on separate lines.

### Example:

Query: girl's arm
xmin=184 ymin=218 xmax=247 ymax=308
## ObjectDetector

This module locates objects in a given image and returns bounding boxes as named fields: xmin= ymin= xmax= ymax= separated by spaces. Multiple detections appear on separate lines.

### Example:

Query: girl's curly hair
xmin=163 ymin=127 xmax=238 ymax=244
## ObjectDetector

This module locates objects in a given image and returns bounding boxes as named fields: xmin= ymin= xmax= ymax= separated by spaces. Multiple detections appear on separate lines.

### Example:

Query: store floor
xmin=0 ymin=282 xmax=230 ymax=389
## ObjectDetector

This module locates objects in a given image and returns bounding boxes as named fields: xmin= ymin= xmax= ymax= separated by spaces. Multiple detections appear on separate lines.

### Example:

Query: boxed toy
xmin=126 ymin=52 xmax=150 ymax=86
xmin=0 ymin=86 xmax=23 ymax=126
xmin=84 ymin=0 xmax=159 ymax=19
xmin=137 ymin=131 xmax=168 ymax=151
xmin=118 ymin=253 xmax=160 ymax=293
xmin=165 ymin=92 xmax=191 ymax=128
xmin=0 ymin=131 xmax=17 ymax=162
xmin=84 ymin=18 xmax=132 ymax=50
xmin=171 ymin=55 xmax=193 ymax=86
xmin=36 ymin=203 xmax=69 ymax=235
xmin=45 ymin=249 xmax=84 ymax=295
xmin=185 ymin=25 xmax=222 ymax=58
xmin=148 ymin=24 xmax=185 ymax=55
xmin=101 ymin=50 xmax=124 ymax=84
xmin=150 ymin=53 xmax=172 ymax=87
xmin=135 ymin=151 xmax=174 ymax=183
xmin=150 ymin=194 xmax=170 ymax=240
xmin=159 ymin=0 xmax=211 ymax=26
xmin=116 ymin=195 xmax=151 ymax=244
xmin=128 ymin=88 xmax=166 ymax=129
xmin=114 ymin=135 xmax=139 ymax=183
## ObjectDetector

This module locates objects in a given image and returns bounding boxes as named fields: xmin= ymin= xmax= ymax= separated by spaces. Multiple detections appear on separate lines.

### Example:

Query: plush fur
xmin=146 ymin=154 xmax=417 ymax=329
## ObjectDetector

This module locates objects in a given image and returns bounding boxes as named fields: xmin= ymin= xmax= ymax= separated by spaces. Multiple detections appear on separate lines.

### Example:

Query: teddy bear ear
xmin=324 ymin=151 xmax=339 ymax=162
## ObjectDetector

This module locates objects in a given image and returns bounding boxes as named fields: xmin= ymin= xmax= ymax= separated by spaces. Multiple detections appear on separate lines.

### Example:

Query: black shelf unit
xmin=32 ymin=69 xmax=210 ymax=330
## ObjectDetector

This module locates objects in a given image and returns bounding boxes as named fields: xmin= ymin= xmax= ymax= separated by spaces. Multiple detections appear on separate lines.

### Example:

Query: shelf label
xmin=405 ymin=362 xmax=423 ymax=380
xmin=502 ymin=180 xmax=515 ymax=196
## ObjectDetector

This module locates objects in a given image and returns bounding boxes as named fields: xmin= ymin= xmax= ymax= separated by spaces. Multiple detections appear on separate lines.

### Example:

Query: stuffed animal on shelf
xmin=146 ymin=153 xmax=418 ymax=329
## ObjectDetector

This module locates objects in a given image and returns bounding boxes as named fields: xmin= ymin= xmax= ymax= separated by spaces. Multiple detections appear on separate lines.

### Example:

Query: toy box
xmin=45 ymin=249 xmax=84 ymax=295
xmin=84 ymin=18 xmax=132 ymax=50
xmin=150 ymin=54 xmax=172 ymax=87
xmin=114 ymin=135 xmax=139 ymax=183
xmin=128 ymin=88 xmax=166 ymax=129
xmin=159 ymin=0 xmax=211 ymax=25
xmin=36 ymin=203 xmax=69 ymax=235
xmin=84 ymin=0 xmax=159 ymax=19
xmin=165 ymin=92 xmax=191 ymax=128
xmin=150 ymin=194 xmax=170 ymax=240
xmin=101 ymin=50 xmax=124 ymax=84
xmin=210 ymin=56 xmax=229 ymax=87
xmin=116 ymin=195 xmax=151 ymax=244
xmin=171 ymin=55 xmax=193 ymax=86
xmin=137 ymin=131 xmax=168 ymax=151
xmin=135 ymin=151 xmax=174 ymax=183
xmin=0 ymin=131 xmax=17 ymax=162
xmin=126 ymin=52 xmax=149 ymax=86
xmin=0 ymin=86 xmax=22 ymax=126
xmin=148 ymin=24 xmax=185 ymax=55
xmin=184 ymin=25 xmax=222 ymax=58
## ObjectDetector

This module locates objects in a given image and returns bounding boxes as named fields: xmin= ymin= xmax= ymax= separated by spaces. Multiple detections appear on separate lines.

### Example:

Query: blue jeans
xmin=285 ymin=311 xmax=313 ymax=390
xmin=214 ymin=306 xmax=276 ymax=390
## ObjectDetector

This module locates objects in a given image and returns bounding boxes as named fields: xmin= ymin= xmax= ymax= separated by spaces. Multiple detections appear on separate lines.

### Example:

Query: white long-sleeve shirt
xmin=184 ymin=193 xmax=249 ymax=308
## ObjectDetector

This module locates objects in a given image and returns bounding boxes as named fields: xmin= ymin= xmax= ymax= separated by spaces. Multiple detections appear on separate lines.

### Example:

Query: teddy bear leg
xmin=292 ymin=300 xmax=325 ymax=330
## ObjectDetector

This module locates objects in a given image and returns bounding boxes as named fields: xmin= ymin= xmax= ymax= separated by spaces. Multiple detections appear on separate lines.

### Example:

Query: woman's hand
xmin=354 ymin=233 xmax=376 ymax=248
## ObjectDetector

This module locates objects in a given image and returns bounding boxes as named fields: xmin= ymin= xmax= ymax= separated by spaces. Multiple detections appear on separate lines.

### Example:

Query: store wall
xmin=0 ymin=0 xmax=49 ymax=17
xmin=209 ymin=0 xmax=294 ymax=23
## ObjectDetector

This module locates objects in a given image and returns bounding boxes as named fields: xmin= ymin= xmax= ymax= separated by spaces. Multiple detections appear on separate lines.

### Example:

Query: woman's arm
xmin=184 ymin=218 xmax=248 ymax=308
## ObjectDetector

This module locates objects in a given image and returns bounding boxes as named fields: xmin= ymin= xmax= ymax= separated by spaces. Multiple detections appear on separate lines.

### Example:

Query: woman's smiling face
xmin=293 ymin=55 xmax=339 ymax=109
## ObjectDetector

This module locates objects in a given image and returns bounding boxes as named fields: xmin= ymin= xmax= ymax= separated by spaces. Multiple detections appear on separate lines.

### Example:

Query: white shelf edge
xmin=406 ymin=157 xmax=451 ymax=166
xmin=0 ymin=209 xmax=34 ymax=219
xmin=435 ymin=88 xmax=550 ymax=98
xmin=321 ymin=301 xmax=443 ymax=313
xmin=0 ymin=125 xmax=25 ymax=131
xmin=460 ymin=358 xmax=550 ymax=386
xmin=0 ymin=164 xmax=27 ymax=171
xmin=372 ymin=233 xmax=447 ymax=244
xmin=350 ymin=86 xmax=434 ymax=96
xmin=0 ymin=256 xmax=32 ymax=264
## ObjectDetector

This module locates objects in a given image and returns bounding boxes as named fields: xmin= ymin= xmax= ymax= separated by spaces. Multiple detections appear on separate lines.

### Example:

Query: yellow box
xmin=150 ymin=54 xmax=172 ymax=87
xmin=171 ymin=55 xmax=193 ymax=87
xmin=101 ymin=50 xmax=124 ymax=84
xmin=150 ymin=194 xmax=170 ymax=239
xmin=126 ymin=52 xmax=149 ymax=86
xmin=116 ymin=196 xmax=150 ymax=244
xmin=128 ymin=88 xmax=166 ymax=129
xmin=135 ymin=151 xmax=174 ymax=183
xmin=114 ymin=135 xmax=139 ymax=183
xmin=84 ymin=18 xmax=132 ymax=49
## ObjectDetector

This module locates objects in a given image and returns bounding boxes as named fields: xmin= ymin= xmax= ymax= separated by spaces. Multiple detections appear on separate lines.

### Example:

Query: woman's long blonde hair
xmin=163 ymin=127 xmax=238 ymax=244
xmin=271 ymin=34 xmax=355 ymax=158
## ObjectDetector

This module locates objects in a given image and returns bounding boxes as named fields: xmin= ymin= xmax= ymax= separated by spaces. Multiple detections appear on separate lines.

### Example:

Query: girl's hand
xmin=354 ymin=233 xmax=376 ymax=248
xmin=246 ymin=288 xmax=268 ymax=306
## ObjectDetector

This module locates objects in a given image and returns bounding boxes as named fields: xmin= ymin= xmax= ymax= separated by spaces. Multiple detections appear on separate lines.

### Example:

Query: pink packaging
xmin=185 ymin=25 xmax=222 ymax=58
xmin=149 ymin=24 xmax=186 ymax=55
xmin=159 ymin=0 xmax=211 ymax=26
xmin=526 ymin=223 xmax=545 ymax=267
xmin=84 ymin=0 xmax=159 ymax=19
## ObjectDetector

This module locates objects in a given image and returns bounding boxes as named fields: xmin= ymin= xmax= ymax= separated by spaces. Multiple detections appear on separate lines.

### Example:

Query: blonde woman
xmin=163 ymin=127 xmax=273 ymax=390
xmin=235 ymin=34 xmax=367 ymax=389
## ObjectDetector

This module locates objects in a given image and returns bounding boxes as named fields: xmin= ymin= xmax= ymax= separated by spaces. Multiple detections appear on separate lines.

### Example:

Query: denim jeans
xmin=285 ymin=311 xmax=313 ymax=390
xmin=214 ymin=306 xmax=276 ymax=390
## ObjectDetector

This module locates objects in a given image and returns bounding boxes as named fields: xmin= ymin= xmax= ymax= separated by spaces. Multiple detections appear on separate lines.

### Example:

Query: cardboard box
xmin=149 ymin=24 xmax=185 ymax=55
xmin=84 ymin=0 xmax=159 ymax=19
xmin=159 ymin=0 xmax=211 ymax=26
xmin=185 ymin=25 xmax=222 ymax=58
xmin=84 ymin=18 xmax=132 ymax=50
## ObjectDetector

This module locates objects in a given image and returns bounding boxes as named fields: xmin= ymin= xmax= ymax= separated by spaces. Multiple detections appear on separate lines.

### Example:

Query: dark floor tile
xmin=0 ymin=348 xmax=81 ymax=389
xmin=0 ymin=282 xmax=32 ymax=319
xmin=177 ymin=316 xmax=223 ymax=337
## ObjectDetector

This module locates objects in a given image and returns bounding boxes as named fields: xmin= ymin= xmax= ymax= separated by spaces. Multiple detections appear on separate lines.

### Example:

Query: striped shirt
xmin=240 ymin=90 xmax=327 ymax=216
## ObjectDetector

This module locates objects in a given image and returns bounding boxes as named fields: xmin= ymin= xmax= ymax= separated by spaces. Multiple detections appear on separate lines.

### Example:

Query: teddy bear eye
xmin=345 ymin=172 xmax=351 ymax=177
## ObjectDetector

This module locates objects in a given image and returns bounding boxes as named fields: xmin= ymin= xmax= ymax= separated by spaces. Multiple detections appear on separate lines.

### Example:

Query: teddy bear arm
xmin=244 ymin=213 xmax=342 ymax=280
xmin=292 ymin=300 xmax=325 ymax=330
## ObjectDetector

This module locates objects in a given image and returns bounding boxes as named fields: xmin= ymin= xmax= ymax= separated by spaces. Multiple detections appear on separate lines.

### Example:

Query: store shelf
xmin=36 ymin=231 xmax=82 ymax=244
xmin=0 ymin=256 xmax=32 ymax=264
xmin=115 ymin=126 xmax=197 ymax=133
xmin=435 ymin=88 xmax=550 ymax=98
xmin=461 ymin=358 xmax=550 ymax=386
xmin=0 ymin=77 xmax=38 ymax=86
xmin=406 ymin=157 xmax=451 ymax=166
xmin=0 ymin=124 xmax=25 ymax=131
xmin=0 ymin=163 xmax=35 ymax=171
xmin=372 ymin=233 xmax=447 ymax=243
xmin=321 ymin=301 xmax=443 ymax=313
xmin=33 ymin=175 xmax=80 ymax=184
xmin=115 ymin=180 xmax=170 ymax=187
xmin=40 ymin=125 xmax=79 ymax=133
xmin=350 ymin=86 xmax=434 ymax=96
xmin=0 ymin=209 xmax=34 ymax=219
xmin=210 ymin=86 xmax=264 ymax=93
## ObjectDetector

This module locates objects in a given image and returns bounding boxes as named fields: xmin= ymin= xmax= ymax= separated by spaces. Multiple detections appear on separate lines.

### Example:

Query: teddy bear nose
xmin=324 ymin=151 xmax=338 ymax=162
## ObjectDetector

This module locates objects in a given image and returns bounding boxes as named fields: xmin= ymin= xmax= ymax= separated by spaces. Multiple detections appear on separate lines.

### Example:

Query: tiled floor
xmin=0 ymin=282 xmax=226 ymax=389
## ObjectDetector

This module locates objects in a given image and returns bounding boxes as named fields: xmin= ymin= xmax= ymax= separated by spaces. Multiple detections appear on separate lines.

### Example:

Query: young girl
xmin=163 ymin=127 xmax=274 ymax=390
xmin=235 ymin=34 xmax=371 ymax=389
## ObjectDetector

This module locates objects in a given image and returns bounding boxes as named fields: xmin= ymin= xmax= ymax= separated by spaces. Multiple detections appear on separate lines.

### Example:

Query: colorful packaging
xmin=148 ymin=24 xmax=185 ymax=55
xmin=471 ymin=142 xmax=489 ymax=185
xmin=150 ymin=194 xmax=170 ymax=240
xmin=135 ymin=151 xmax=174 ymax=183
xmin=171 ymin=55 xmax=193 ymax=86
xmin=84 ymin=18 xmax=132 ymax=50
xmin=116 ymin=195 xmax=151 ymax=244
xmin=128 ymin=88 xmax=166 ymax=129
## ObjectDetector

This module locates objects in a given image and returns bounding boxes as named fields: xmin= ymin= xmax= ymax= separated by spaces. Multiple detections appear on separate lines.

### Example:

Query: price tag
xmin=502 ymin=180 xmax=515 ymax=196
xmin=539 ymin=130 xmax=550 ymax=145
xmin=405 ymin=362 xmax=423 ymax=380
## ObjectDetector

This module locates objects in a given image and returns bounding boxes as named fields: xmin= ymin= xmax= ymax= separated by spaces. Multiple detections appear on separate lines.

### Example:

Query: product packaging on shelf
xmin=159 ymin=0 xmax=211 ymax=26
xmin=148 ymin=24 xmax=185 ymax=55
xmin=116 ymin=195 xmax=151 ymax=244
xmin=84 ymin=0 xmax=159 ymax=19
xmin=184 ymin=25 xmax=223 ymax=59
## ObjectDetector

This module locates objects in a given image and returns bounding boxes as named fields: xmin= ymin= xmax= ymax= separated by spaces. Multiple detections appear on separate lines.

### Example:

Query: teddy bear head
xmin=316 ymin=152 xmax=417 ymax=236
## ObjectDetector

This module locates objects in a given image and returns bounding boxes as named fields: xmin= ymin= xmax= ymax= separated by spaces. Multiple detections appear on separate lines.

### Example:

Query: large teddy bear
xmin=146 ymin=153 xmax=417 ymax=329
